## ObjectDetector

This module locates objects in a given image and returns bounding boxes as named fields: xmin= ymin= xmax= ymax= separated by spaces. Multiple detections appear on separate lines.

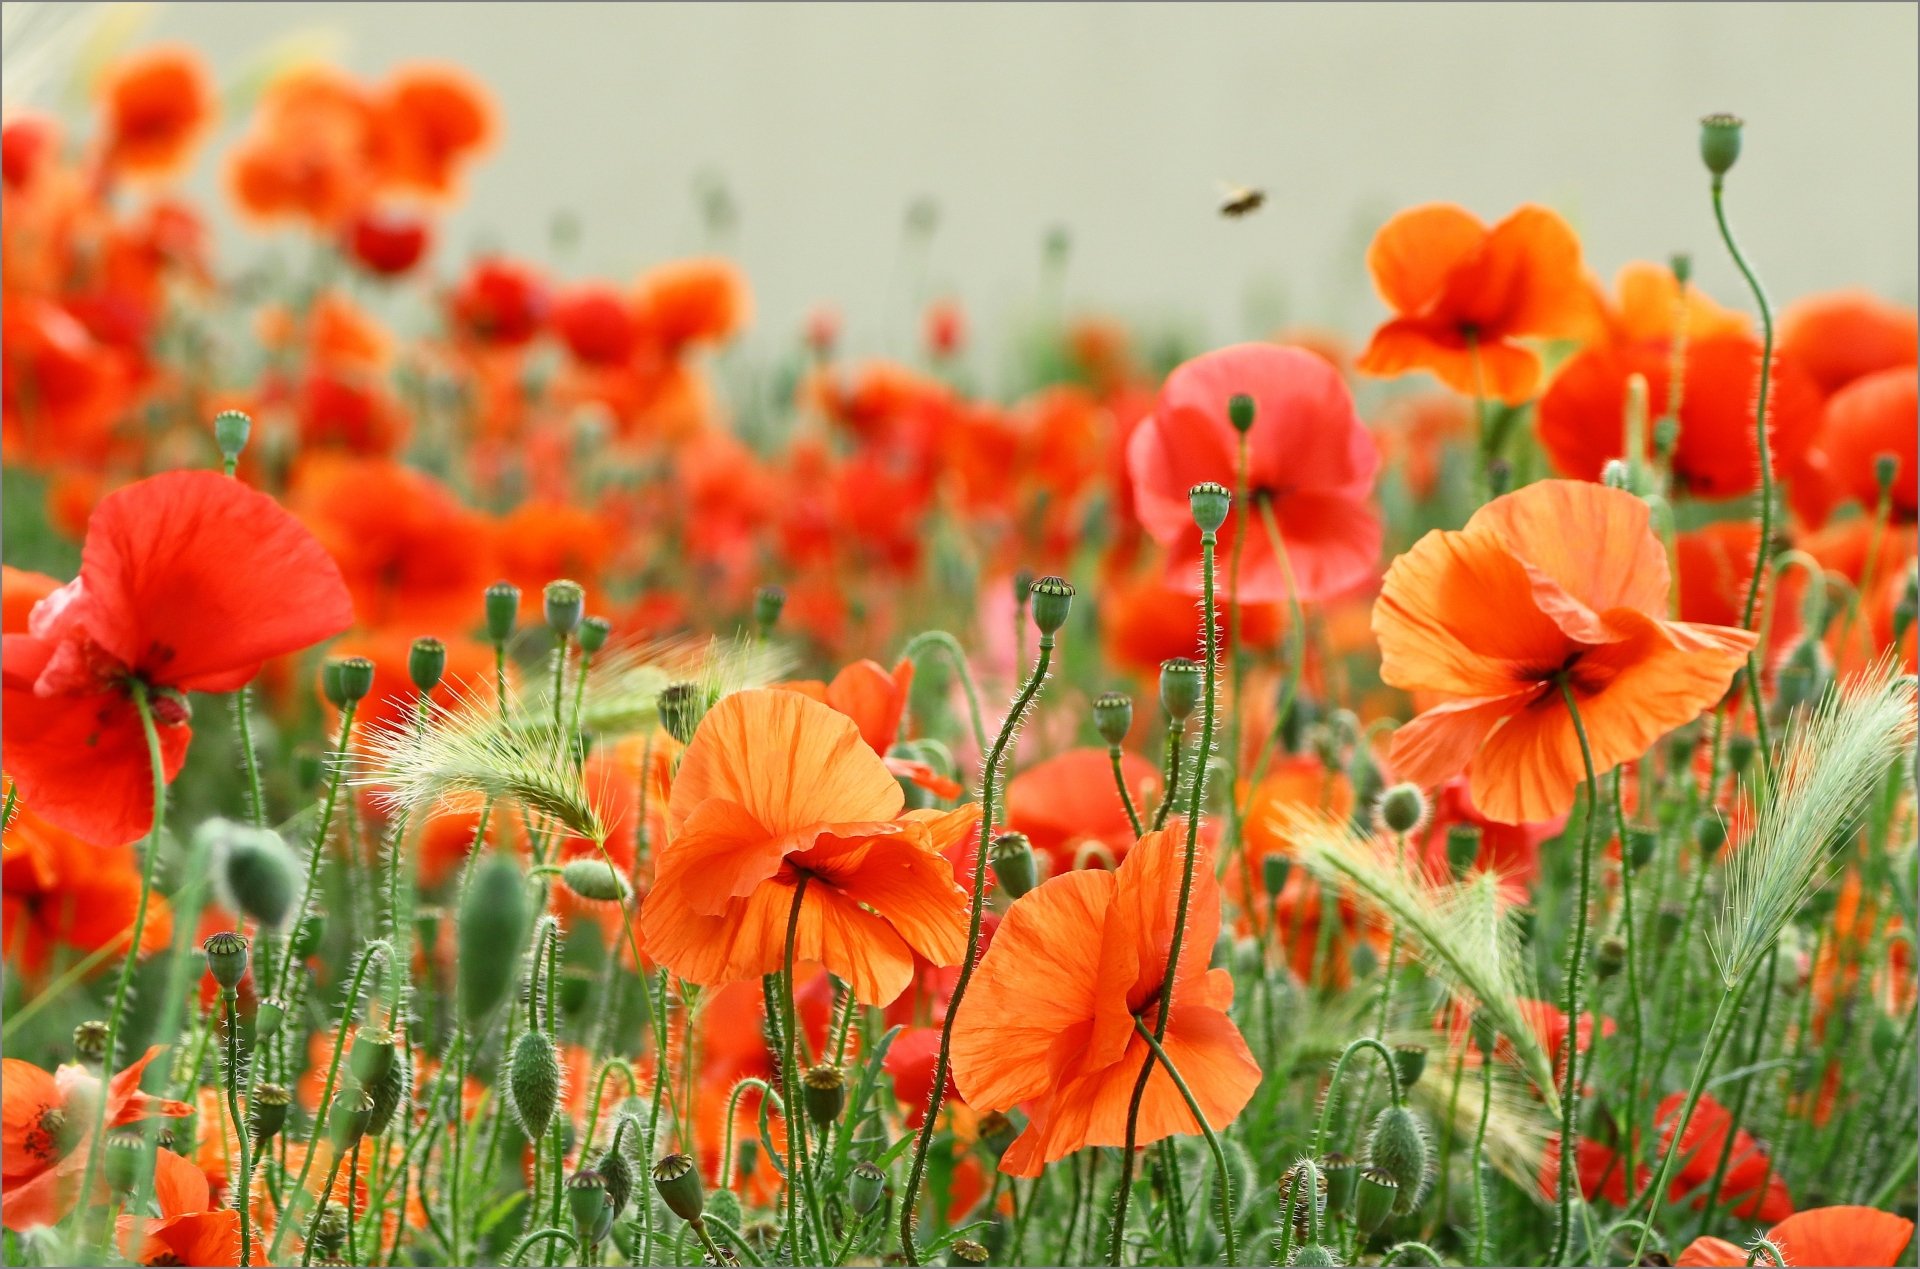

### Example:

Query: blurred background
xmin=8 ymin=2 xmax=1917 ymax=374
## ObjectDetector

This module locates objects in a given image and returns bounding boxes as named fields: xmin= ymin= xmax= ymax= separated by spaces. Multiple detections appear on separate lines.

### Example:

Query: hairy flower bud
xmin=511 ymin=1029 xmax=562 ymax=1142
xmin=753 ymin=584 xmax=786 ymax=635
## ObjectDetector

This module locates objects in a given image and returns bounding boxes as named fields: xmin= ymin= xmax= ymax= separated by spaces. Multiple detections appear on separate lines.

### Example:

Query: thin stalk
xmin=273 ymin=700 xmax=359 ymax=999
xmin=1694 ymin=945 xmax=1779 ymax=1234
xmin=300 ymin=1155 xmax=347 ymax=1267
xmin=779 ymin=876 xmax=822 ymax=1264
xmin=1151 ymin=718 xmax=1185 ymax=833
xmin=232 ymin=687 xmax=267 ymax=828
xmin=1311 ymin=1037 xmax=1405 ymax=1159
xmin=1548 ymin=678 xmax=1602 ymax=1267
xmin=223 ymin=989 xmax=255 ymax=1265
xmin=1131 ymin=1018 xmax=1239 ymax=1266
xmin=1470 ymin=1050 xmax=1493 ymax=1265
xmin=1610 ymin=774 xmax=1647 ymax=1173
xmin=1108 ymin=745 xmax=1144 ymax=838
xmin=898 ymin=629 xmax=990 ymax=761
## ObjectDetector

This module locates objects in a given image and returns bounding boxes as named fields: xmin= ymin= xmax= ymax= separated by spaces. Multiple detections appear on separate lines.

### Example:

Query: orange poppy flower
xmin=1004 ymin=747 xmax=1162 ymax=874
xmin=98 ymin=46 xmax=216 ymax=179
xmin=2 ymin=799 xmax=173 ymax=979
xmin=225 ymin=67 xmax=379 ymax=228
xmin=1376 ymin=480 xmax=1754 ymax=823
xmin=634 ymin=258 xmax=751 ymax=351
xmin=372 ymin=64 xmax=496 ymax=198
xmin=2 ymin=296 xmax=135 ymax=468
xmin=1356 ymin=203 xmax=1593 ymax=403
xmin=1 ymin=1046 xmax=190 ymax=1230
xmin=1779 ymin=290 xmax=1919 ymax=399
xmin=1675 ymin=521 xmax=1805 ymax=678
xmin=2 ymin=567 xmax=59 ymax=634
xmin=1655 ymin=1090 xmax=1793 ymax=1223
xmin=779 ymin=658 xmax=960 ymax=797
xmin=1677 ymin=1206 xmax=1916 ymax=1268
xmin=640 ymin=689 xmax=975 ymax=1006
xmin=343 ymin=205 xmax=432 ymax=277
xmin=949 ymin=826 xmax=1261 ymax=1177
xmin=1814 ymin=367 xmax=1918 ymax=522
xmin=116 ymin=1147 xmax=240 ymax=1266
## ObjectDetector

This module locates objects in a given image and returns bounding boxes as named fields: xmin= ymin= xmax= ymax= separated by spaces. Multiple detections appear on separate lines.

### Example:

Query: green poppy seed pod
xmin=559 ymin=965 xmax=596 ymax=1018
xmin=1286 ymin=1244 xmax=1338 ymax=1268
xmin=292 ymin=744 xmax=324 ymax=792
xmin=510 ymin=1029 xmax=562 ymax=1142
xmin=249 ymin=1083 xmax=291 ymax=1144
xmin=1262 ymin=853 xmax=1291 ymax=897
xmin=408 ymin=637 xmax=447 ymax=694
xmin=1670 ymin=252 xmax=1693 ymax=287
xmin=73 ymin=1020 xmax=109 ymax=1066
xmin=598 ymin=1139 xmax=634 ymax=1217
xmin=350 ymin=1027 xmax=397 ymax=1088
xmin=1699 ymin=112 xmax=1744 ymax=178
xmin=105 ymin=1131 xmax=145 ymax=1194
xmin=1694 ymin=814 xmax=1729 ymax=859
xmin=1159 ymin=658 xmax=1201 ymax=722
xmin=309 ymin=1202 xmax=349 ymax=1256
xmin=254 ymin=996 xmax=289 ymax=1040
xmin=1355 ymin=1166 xmax=1399 ymax=1233
xmin=328 ymin=1085 xmax=376 ymax=1150
xmin=211 ymin=822 xmax=300 ymax=930
xmin=849 ymin=1160 xmax=887 ymax=1215
xmin=1227 ymin=392 xmax=1256 ymax=434
xmin=1596 ymin=935 xmax=1626 ymax=981
xmin=202 ymin=931 xmax=249 ymax=992
xmin=990 ymin=831 xmax=1038 ymax=900
xmin=1366 ymin=1104 xmax=1430 ymax=1214
xmin=213 ymin=409 xmax=253 ymax=463
xmin=323 ymin=656 xmax=375 ymax=709
xmin=1320 ymin=1152 xmax=1359 ymax=1218
xmin=485 ymin=581 xmax=521 ymax=644
xmin=365 ymin=1044 xmax=408 ymax=1137
xmin=459 ymin=853 xmax=530 ymax=1025
xmin=948 ymin=1239 xmax=990 ymax=1266
xmin=1028 ymin=575 xmax=1074 ymax=636
xmin=1378 ymin=783 xmax=1427 ymax=835
xmin=1189 ymin=480 xmax=1231 ymax=535
xmin=651 ymin=1151 xmax=704 ymax=1222
xmin=1445 ymin=823 xmax=1483 ymax=878
xmin=544 ymin=579 xmax=586 ymax=637
xmin=1656 ymin=902 xmax=1686 ymax=949
xmin=1092 ymin=691 xmax=1133 ymax=746
xmin=1727 ymin=733 xmax=1758 ymax=776
xmin=566 ymin=1169 xmax=615 ymax=1245
xmin=802 ymin=1063 xmax=846 ymax=1127
xmin=753 ymin=584 xmax=786 ymax=635
xmin=1012 ymin=568 xmax=1035 ymax=610
xmin=1625 ymin=825 xmax=1658 ymax=871
xmin=1468 ymin=1007 xmax=1499 ymax=1056
xmin=1392 ymin=1043 xmax=1428 ymax=1090
xmin=1601 ymin=458 xmax=1632 ymax=490
xmin=1776 ymin=639 xmax=1831 ymax=714
xmin=978 ymin=1110 xmax=1017 ymax=1158
xmin=578 ymin=615 xmax=612 ymax=655
xmin=561 ymin=857 xmax=632 ymax=904
xmin=657 ymin=681 xmax=702 ymax=746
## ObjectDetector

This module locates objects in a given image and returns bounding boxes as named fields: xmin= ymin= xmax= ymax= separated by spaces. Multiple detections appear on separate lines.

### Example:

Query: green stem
xmin=506 ymin=1228 xmax=580 ymax=1266
xmin=1611 ymin=775 xmax=1647 ymax=1175
xmin=1549 ymin=679 xmax=1602 ymax=1267
xmin=1151 ymin=717 xmax=1185 ymax=833
xmin=1130 ymin=1018 xmax=1239 ymax=1266
xmin=273 ymin=700 xmax=359 ymax=999
xmin=1311 ymin=1037 xmax=1405 ymax=1159
xmin=1109 ymin=745 xmax=1144 ymax=838
xmin=300 ymin=1155 xmax=346 ymax=1266
xmin=779 ymin=876 xmax=824 ymax=1264
xmin=898 ymin=629 xmax=990 ymax=761
xmin=1695 ymin=945 xmax=1779 ymax=1234
xmin=224 ymin=990 xmax=255 ymax=1266
xmin=1471 ymin=1048 xmax=1493 ymax=1265
xmin=232 ymin=686 xmax=267 ymax=828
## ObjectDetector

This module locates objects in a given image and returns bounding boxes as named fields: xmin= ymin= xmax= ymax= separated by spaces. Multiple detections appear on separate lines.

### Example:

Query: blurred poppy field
xmin=2 ymin=8 xmax=1918 ymax=1269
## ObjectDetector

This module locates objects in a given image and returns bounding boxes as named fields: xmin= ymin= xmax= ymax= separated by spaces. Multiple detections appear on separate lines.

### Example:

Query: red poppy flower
xmin=1357 ymin=203 xmax=1594 ymax=403
xmin=634 ymin=258 xmax=751 ymax=350
xmin=1678 ymin=1206 xmax=1915 ymax=1267
xmin=1778 ymin=290 xmax=1918 ymax=399
xmin=552 ymin=284 xmax=640 ymax=366
xmin=373 ymin=64 xmax=496 ymax=198
xmin=1675 ymin=521 xmax=1806 ymax=677
xmin=1128 ymin=343 xmax=1381 ymax=603
xmin=2 ymin=472 xmax=354 ymax=846
xmin=2 ymin=800 xmax=174 ymax=979
xmin=344 ymin=206 xmax=432 ymax=277
xmin=448 ymin=258 xmax=548 ymax=347
xmin=97 ymin=46 xmax=216 ymax=179
xmin=1815 ymin=368 xmax=1918 ymax=522
xmin=1004 ymin=747 xmax=1161 ymax=874
xmin=1656 ymin=1090 xmax=1793 ymax=1223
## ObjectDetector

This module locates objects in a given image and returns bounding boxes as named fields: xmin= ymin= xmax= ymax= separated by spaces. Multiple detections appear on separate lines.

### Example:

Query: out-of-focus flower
xmin=98 ymin=46 xmax=217 ymax=179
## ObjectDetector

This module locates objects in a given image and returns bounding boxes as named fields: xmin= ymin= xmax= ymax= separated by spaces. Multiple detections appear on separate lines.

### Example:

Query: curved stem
xmin=1108 ymin=745 xmax=1143 ymax=838
xmin=1548 ymin=678 xmax=1602 ymax=1266
xmin=1151 ymin=718 xmax=1185 ymax=833
xmin=1130 ymin=1018 xmax=1239 ymax=1265
xmin=898 ymin=629 xmax=990 ymax=762
xmin=778 ymin=876 xmax=830 ymax=1262
xmin=899 ymin=635 xmax=1057 ymax=1263
xmin=506 ymin=1228 xmax=580 ymax=1266
xmin=1310 ymin=1037 xmax=1405 ymax=1158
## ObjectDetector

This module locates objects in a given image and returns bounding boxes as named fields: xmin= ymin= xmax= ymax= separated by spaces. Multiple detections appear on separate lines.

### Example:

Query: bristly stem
xmin=1131 ymin=1018 xmax=1239 ymax=1266
xmin=1471 ymin=1044 xmax=1494 ymax=1265
xmin=273 ymin=700 xmax=359 ymax=1000
xmin=1111 ymin=523 xmax=1221 ymax=1266
xmin=1549 ymin=678 xmax=1602 ymax=1266
xmin=778 ymin=875 xmax=830 ymax=1262
xmin=1151 ymin=716 xmax=1185 ymax=833
xmin=898 ymin=629 xmax=990 ymax=763
xmin=900 ymin=628 xmax=1057 ymax=1264
xmin=1311 ymin=1036 xmax=1405 ymax=1159
xmin=224 ymin=988 xmax=255 ymax=1265
xmin=232 ymin=687 xmax=268 ymax=828
xmin=1109 ymin=744 xmax=1144 ymax=838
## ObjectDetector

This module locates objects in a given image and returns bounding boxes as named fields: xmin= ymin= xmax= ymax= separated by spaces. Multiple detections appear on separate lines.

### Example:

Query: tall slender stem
xmin=232 ymin=687 xmax=267 ymax=828
xmin=224 ymin=989 xmax=255 ymax=1265
xmin=779 ymin=875 xmax=823 ymax=1263
xmin=1549 ymin=678 xmax=1601 ymax=1266
xmin=1470 ymin=1048 xmax=1493 ymax=1265
xmin=1131 ymin=1018 xmax=1239 ymax=1266
xmin=1151 ymin=717 xmax=1185 ymax=833
xmin=1109 ymin=745 xmax=1143 ymax=838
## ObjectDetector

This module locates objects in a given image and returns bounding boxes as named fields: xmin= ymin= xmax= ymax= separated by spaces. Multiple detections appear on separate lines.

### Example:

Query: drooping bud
xmin=566 ymin=1170 xmax=615 ymax=1245
xmin=408 ymin=637 xmax=447 ymax=694
xmin=1028 ymin=575 xmax=1075 ymax=637
xmin=1727 ymin=733 xmax=1758 ymax=776
xmin=1377 ymin=783 xmax=1428 ymax=835
xmin=544 ymin=579 xmax=586 ymax=638
xmin=365 ymin=1043 xmax=409 ymax=1137
xmin=510 ymin=1029 xmax=562 ymax=1142
xmin=459 ymin=853 xmax=530 ymax=1025
xmin=753 ymin=584 xmax=786 ymax=636
xmin=1775 ymin=638 xmax=1831 ymax=714
xmin=1159 ymin=658 xmax=1201 ymax=722
xmin=73 ymin=1020 xmax=109 ymax=1066
xmin=1699 ymin=112 xmax=1744 ymax=178
xmin=1625 ymin=825 xmax=1658 ymax=871
xmin=1092 ymin=691 xmax=1133 ymax=746
xmin=1262 ymin=853 xmax=1291 ymax=897
xmin=205 ymin=820 xmax=300 ymax=930
xmin=561 ymin=857 xmax=632 ymax=904
xmin=203 ymin=931 xmax=250 ymax=993
xmin=1355 ymin=1166 xmax=1399 ymax=1232
xmin=990 ymin=831 xmax=1038 ymax=900
xmin=323 ymin=657 xmax=375 ymax=709
xmin=250 ymin=1083 xmax=291 ymax=1145
xmin=651 ymin=1151 xmax=704 ymax=1222
xmin=849 ymin=1160 xmax=887 ymax=1215
xmin=598 ymin=1140 xmax=634 ymax=1218
xmin=1596 ymin=936 xmax=1626 ymax=980
xmin=213 ymin=410 xmax=252 ymax=466
xmin=1694 ymin=814 xmax=1729 ymax=859
xmin=1189 ymin=481 xmax=1231 ymax=535
xmin=1446 ymin=823 xmax=1483 ymax=877
xmin=1365 ymin=1104 xmax=1430 ymax=1213
xmin=309 ymin=1203 xmax=349 ymax=1257
xmin=485 ymin=581 xmax=521 ymax=645
xmin=1227 ymin=393 xmax=1256 ymax=434
xmin=578 ymin=616 xmax=612 ymax=655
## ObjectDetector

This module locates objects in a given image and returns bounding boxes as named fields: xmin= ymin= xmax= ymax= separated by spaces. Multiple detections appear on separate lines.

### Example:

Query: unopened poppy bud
xmin=1625 ymin=825 xmax=1658 ymax=871
xmin=651 ymin=1151 xmax=704 ymax=1222
xmin=948 ymin=1239 xmax=990 ymax=1266
xmin=255 ymin=996 xmax=288 ymax=1040
xmin=1189 ymin=481 xmax=1232 ymax=534
xmin=850 ymin=1160 xmax=887 ymax=1215
xmin=753 ymin=584 xmax=786 ymax=635
xmin=310 ymin=1202 xmax=349 ymax=1255
xmin=1656 ymin=903 xmax=1686 ymax=948
xmin=1392 ymin=1043 xmax=1428 ymax=1089
xmin=1227 ymin=392 xmax=1256 ymax=434
xmin=1093 ymin=691 xmax=1133 ymax=746
xmin=598 ymin=1138 xmax=635 ymax=1217
xmin=1160 ymin=658 xmax=1201 ymax=721
xmin=105 ymin=1131 xmax=144 ymax=1194
xmin=1378 ymin=783 xmax=1428 ymax=835
xmin=658 ymin=681 xmax=703 ymax=746
xmin=329 ymin=1085 xmax=376 ymax=1149
xmin=208 ymin=820 xmax=299 ymax=930
xmin=1355 ymin=1166 xmax=1399 ymax=1232
xmin=1699 ymin=112 xmax=1744 ymax=178
xmin=1320 ymin=1152 xmax=1359 ymax=1217
xmin=1694 ymin=814 xmax=1728 ymax=858
xmin=561 ymin=857 xmax=632 ymax=903
xmin=73 ymin=1020 xmax=109 ymax=1065
xmin=990 ymin=831 xmax=1038 ymax=899
xmin=1468 ymin=1007 xmax=1499 ymax=1056
xmin=803 ymin=1064 xmax=846 ymax=1127
xmin=511 ymin=1029 xmax=562 ymax=1142
xmin=203 ymin=931 xmax=249 ymax=992
xmin=1027 ymin=575 xmax=1074 ymax=637
xmin=578 ymin=616 xmax=612 ymax=654
xmin=1596 ymin=935 xmax=1626 ymax=980
xmin=485 ymin=581 xmax=520 ymax=644
xmin=213 ymin=409 xmax=253 ymax=464
xmin=1602 ymin=459 xmax=1632 ymax=490
xmin=460 ymin=853 xmax=530 ymax=1024
xmin=1670 ymin=252 xmax=1693 ymax=287
xmin=559 ymin=965 xmax=595 ymax=1017
xmin=1262 ymin=853 xmax=1291 ymax=896
xmin=250 ymin=1083 xmax=291 ymax=1144
xmin=1776 ymin=638 xmax=1830 ymax=713
xmin=566 ymin=1169 xmax=615 ymax=1244
xmin=544 ymin=579 xmax=586 ymax=637
xmin=1287 ymin=1244 xmax=1337 ymax=1267
xmin=323 ymin=656 xmax=374 ymax=708
xmin=408 ymin=637 xmax=446 ymax=694
xmin=1728 ymin=733 xmax=1757 ymax=776
xmin=1446 ymin=823 xmax=1483 ymax=877
xmin=365 ymin=1045 xmax=408 ymax=1137
xmin=1366 ymin=1104 xmax=1430 ymax=1213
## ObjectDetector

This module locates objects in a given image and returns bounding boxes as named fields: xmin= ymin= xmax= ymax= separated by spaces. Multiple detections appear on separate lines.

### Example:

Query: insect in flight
xmin=1218 ymin=183 xmax=1267 ymax=218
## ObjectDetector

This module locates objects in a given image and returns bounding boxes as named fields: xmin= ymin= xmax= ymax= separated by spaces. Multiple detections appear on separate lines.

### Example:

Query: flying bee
xmin=1218 ymin=183 xmax=1267 ymax=218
